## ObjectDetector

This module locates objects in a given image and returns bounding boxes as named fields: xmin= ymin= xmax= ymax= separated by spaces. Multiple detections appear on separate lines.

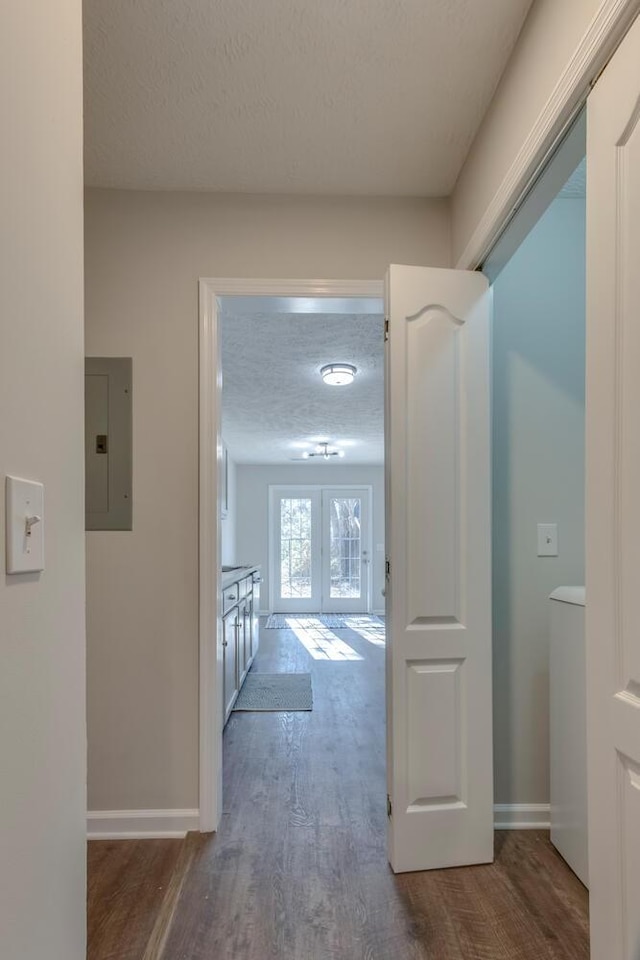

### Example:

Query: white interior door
xmin=586 ymin=15 xmax=640 ymax=959
xmin=273 ymin=489 xmax=322 ymax=613
xmin=321 ymin=488 xmax=371 ymax=614
xmin=385 ymin=265 xmax=492 ymax=872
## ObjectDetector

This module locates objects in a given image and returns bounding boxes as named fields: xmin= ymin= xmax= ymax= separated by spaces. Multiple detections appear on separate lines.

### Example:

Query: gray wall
xmin=492 ymin=196 xmax=585 ymax=804
xmin=84 ymin=190 xmax=449 ymax=812
xmin=1 ymin=3 xmax=86 ymax=956
xmin=236 ymin=464 xmax=385 ymax=614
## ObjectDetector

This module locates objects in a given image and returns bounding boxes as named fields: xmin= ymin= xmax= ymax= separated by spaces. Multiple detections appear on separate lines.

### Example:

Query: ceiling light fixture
xmin=302 ymin=442 xmax=345 ymax=460
xmin=320 ymin=363 xmax=357 ymax=386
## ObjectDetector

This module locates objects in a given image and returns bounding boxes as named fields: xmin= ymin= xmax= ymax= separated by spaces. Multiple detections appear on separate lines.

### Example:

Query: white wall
xmin=0 ymin=3 xmax=86 ymax=958
xmin=452 ymin=0 xmax=600 ymax=264
xmin=236 ymin=464 xmax=385 ymax=613
xmin=221 ymin=450 xmax=237 ymax=565
xmin=492 ymin=197 xmax=585 ymax=805
xmin=84 ymin=190 xmax=449 ymax=812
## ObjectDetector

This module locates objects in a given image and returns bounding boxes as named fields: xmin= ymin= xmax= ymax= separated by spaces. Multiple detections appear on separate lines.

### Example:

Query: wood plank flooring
xmin=88 ymin=619 xmax=589 ymax=960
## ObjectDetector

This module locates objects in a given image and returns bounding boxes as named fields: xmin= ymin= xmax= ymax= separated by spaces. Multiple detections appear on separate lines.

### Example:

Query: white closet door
xmin=385 ymin=265 xmax=493 ymax=873
xmin=586 ymin=14 xmax=640 ymax=959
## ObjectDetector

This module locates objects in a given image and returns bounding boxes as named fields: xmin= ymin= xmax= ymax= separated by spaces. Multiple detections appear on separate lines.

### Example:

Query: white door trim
xmin=199 ymin=278 xmax=383 ymax=831
xmin=457 ymin=0 xmax=640 ymax=271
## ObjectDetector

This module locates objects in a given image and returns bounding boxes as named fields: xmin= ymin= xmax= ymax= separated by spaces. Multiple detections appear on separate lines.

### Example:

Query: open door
xmin=586 ymin=14 xmax=640 ymax=959
xmin=385 ymin=265 xmax=493 ymax=873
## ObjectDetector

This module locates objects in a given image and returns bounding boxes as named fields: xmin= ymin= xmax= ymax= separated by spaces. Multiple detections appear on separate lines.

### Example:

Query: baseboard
xmin=87 ymin=808 xmax=200 ymax=840
xmin=87 ymin=804 xmax=546 ymax=838
xmin=372 ymin=608 xmax=386 ymax=616
xmin=494 ymin=803 xmax=551 ymax=830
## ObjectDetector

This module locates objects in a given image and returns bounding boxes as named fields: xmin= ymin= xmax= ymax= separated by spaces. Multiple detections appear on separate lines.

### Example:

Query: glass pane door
xmin=280 ymin=497 xmax=313 ymax=600
xmin=270 ymin=486 xmax=370 ymax=615
xmin=273 ymin=490 xmax=321 ymax=612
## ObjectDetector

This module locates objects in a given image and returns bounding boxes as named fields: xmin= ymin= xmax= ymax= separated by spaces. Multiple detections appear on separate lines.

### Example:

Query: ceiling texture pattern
xmin=220 ymin=310 xmax=384 ymax=464
xmin=84 ymin=0 xmax=533 ymax=195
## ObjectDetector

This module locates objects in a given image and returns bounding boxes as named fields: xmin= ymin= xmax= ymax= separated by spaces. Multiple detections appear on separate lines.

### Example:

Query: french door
xmin=271 ymin=486 xmax=371 ymax=614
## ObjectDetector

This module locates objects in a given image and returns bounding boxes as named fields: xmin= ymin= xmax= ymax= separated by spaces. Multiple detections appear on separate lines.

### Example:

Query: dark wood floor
xmin=88 ymin=619 xmax=589 ymax=960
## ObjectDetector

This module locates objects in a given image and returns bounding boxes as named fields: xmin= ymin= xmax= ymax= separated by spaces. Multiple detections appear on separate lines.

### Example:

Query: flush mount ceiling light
xmin=302 ymin=442 xmax=345 ymax=460
xmin=320 ymin=363 xmax=357 ymax=386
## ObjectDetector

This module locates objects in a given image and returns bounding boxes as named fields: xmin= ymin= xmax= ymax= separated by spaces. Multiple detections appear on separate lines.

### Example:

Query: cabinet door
xmin=238 ymin=600 xmax=248 ymax=686
xmin=244 ymin=597 xmax=252 ymax=667
xmin=223 ymin=609 xmax=238 ymax=721
xmin=252 ymin=576 xmax=261 ymax=656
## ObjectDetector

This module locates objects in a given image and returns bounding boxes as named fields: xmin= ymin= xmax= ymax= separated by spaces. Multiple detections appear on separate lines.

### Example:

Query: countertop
xmin=221 ymin=564 xmax=260 ymax=590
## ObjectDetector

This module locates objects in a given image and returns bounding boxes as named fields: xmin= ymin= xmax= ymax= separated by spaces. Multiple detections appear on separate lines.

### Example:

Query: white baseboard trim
xmin=372 ymin=608 xmax=386 ymax=616
xmin=494 ymin=803 xmax=551 ymax=830
xmin=87 ymin=808 xmax=200 ymax=840
xmin=87 ymin=804 xmax=547 ymax=838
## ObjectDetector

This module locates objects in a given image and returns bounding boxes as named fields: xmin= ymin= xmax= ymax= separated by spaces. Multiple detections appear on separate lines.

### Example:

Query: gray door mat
xmin=232 ymin=673 xmax=313 ymax=712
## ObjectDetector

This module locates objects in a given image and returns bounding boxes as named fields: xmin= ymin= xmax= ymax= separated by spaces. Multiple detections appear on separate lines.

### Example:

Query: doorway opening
xmin=198 ymin=280 xmax=385 ymax=832
xmin=484 ymin=112 xmax=589 ymax=917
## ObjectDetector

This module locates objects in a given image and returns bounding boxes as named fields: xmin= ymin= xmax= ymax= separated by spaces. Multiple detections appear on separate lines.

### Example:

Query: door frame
xmin=198 ymin=278 xmax=383 ymax=831
xmin=268 ymin=484 xmax=374 ymax=615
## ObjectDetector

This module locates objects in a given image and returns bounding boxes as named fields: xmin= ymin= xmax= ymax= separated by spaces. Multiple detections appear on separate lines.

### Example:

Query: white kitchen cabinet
xmin=222 ymin=607 xmax=239 ymax=721
xmin=221 ymin=566 xmax=261 ymax=726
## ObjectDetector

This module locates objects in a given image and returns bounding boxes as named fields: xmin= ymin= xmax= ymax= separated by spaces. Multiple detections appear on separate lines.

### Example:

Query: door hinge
xmin=384 ymin=317 xmax=389 ymax=342
xmin=385 ymin=558 xmax=391 ymax=580
xmin=387 ymin=794 xmax=392 ymax=818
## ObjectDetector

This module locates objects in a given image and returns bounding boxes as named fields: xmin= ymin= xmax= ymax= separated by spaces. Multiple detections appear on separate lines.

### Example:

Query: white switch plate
xmin=6 ymin=476 xmax=45 ymax=574
xmin=537 ymin=522 xmax=558 ymax=557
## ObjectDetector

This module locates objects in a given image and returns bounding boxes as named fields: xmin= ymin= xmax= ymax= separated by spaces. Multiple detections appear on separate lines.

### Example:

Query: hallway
xmin=88 ymin=621 xmax=589 ymax=959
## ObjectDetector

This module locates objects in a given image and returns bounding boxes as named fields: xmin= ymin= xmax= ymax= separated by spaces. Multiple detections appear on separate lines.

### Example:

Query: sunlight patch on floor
xmin=343 ymin=616 xmax=386 ymax=647
xmin=286 ymin=617 xmax=363 ymax=661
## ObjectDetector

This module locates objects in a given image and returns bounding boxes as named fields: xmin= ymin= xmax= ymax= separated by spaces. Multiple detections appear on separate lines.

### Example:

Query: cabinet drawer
xmin=223 ymin=585 xmax=240 ymax=614
xmin=238 ymin=576 xmax=252 ymax=599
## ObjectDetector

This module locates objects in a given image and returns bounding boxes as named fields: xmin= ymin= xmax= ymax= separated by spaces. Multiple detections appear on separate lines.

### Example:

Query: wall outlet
xmin=537 ymin=523 xmax=558 ymax=557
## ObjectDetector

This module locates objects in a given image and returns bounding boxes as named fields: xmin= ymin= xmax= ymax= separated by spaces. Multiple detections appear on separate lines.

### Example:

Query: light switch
xmin=6 ymin=476 xmax=44 ymax=574
xmin=537 ymin=522 xmax=558 ymax=557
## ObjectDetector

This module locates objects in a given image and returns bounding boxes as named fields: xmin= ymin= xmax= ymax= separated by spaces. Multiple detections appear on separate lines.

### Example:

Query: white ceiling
xmin=220 ymin=303 xmax=384 ymax=464
xmin=83 ymin=0 xmax=533 ymax=196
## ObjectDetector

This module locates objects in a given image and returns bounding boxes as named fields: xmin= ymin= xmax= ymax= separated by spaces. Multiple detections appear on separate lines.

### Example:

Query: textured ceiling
xmin=221 ymin=309 xmax=384 ymax=464
xmin=83 ymin=0 xmax=533 ymax=195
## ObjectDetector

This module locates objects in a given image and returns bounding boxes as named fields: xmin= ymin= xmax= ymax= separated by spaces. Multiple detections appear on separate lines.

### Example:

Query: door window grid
xmin=329 ymin=498 xmax=362 ymax=599
xmin=280 ymin=498 xmax=312 ymax=599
